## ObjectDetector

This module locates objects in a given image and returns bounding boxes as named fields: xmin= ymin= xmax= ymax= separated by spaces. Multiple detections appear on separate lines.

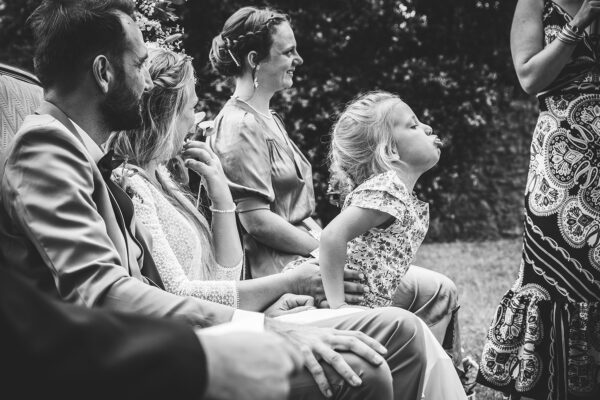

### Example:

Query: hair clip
xmin=224 ymin=36 xmax=241 ymax=67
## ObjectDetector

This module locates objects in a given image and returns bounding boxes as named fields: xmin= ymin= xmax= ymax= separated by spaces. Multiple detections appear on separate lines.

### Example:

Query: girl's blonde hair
xmin=328 ymin=91 xmax=404 ymax=205
xmin=108 ymin=48 xmax=218 ymax=273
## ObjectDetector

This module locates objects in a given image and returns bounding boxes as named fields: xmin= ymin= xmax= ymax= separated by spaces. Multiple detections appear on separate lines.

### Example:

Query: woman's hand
xmin=572 ymin=0 xmax=600 ymax=30
xmin=284 ymin=260 xmax=368 ymax=305
xmin=182 ymin=141 xmax=233 ymax=208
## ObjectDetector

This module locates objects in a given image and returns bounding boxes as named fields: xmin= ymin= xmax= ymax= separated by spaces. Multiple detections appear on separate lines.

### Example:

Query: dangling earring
xmin=253 ymin=65 xmax=260 ymax=89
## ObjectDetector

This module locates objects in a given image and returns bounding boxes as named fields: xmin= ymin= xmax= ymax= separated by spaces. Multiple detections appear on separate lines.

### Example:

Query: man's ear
xmin=246 ymin=51 xmax=258 ymax=69
xmin=92 ymin=55 xmax=113 ymax=94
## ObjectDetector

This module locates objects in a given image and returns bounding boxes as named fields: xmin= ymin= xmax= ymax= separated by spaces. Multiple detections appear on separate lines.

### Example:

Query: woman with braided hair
xmin=207 ymin=8 xmax=476 ymax=392
xmin=208 ymin=7 xmax=317 ymax=280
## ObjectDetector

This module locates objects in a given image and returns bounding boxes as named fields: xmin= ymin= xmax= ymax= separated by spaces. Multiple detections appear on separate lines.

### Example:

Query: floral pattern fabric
xmin=343 ymin=171 xmax=429 ymax=308
xmin=477 ymin=2 xmax=600 ymax=399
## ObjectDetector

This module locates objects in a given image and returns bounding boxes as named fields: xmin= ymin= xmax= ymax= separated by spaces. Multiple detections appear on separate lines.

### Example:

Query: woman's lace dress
xmin=113 ymin=165 xmax=242 ymax=308
xmin=477 ymin=2 xmax=600 ymax=398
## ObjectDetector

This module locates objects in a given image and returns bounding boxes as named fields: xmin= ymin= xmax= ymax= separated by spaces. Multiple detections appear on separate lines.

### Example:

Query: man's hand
xmin=285 ymin=261 xmax=368 ymax=306
xmin=265 ymin=318 xmax=387 ymax=398
xmin=198 ymin=331 xmax=302 ymax=400
xmin=264 ymin=293 xmax=316 ymax=317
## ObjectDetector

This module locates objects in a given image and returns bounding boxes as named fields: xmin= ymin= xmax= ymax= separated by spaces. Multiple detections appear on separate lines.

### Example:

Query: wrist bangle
xmin=567 ymin=22 xmax=582 ymax=36
xmin=557 ymin=23 xmax=584 ymax=45
xmin=209 ymin=204 xmax=237 ymax=213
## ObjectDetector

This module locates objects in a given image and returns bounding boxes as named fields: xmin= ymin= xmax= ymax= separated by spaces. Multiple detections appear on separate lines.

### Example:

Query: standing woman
xmin=208 ymin=7 xmax=318 ymax=278
xmin=478 ymin=1 xmax=600 ymax=399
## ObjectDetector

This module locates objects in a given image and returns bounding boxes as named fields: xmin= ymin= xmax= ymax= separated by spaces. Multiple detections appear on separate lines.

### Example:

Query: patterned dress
xmin=478 ymin=2 xmax=600 ymax=399
xmin=343 ymin=171 xmax=429 ymax=308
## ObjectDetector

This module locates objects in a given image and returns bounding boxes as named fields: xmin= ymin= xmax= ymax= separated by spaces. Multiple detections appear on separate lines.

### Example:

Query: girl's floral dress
xmin=343 ymin=171 xmax=429 ymax=308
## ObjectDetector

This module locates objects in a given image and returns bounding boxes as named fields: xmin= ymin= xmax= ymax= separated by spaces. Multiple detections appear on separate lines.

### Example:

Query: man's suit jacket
xmin=0 ymin=101 xmax=233 ymax=326
xmin=0 ymin=264 xmax=207 ymax=399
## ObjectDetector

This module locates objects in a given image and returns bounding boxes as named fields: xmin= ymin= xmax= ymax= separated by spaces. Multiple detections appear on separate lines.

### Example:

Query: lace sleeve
xmin=212 ymin=258 xmax=243 ymax=281
xmin=125 ymin=175 xmax=239 ymax=308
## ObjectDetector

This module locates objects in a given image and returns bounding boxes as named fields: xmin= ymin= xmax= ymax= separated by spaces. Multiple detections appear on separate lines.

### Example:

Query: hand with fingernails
xmin=181 ymin=141 xmax=234 ymax=210
xmin=285 ymin=260 xmax=370 ymax=308
xmin=265 ymin=318 xmax=388 ymax=398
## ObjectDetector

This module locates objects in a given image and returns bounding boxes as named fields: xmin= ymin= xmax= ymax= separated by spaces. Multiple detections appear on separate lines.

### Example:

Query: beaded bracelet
xmin=209 ymin=204 xmax=237 ymax=213
xmin=557 ymin=23 xmax=584 ymax=45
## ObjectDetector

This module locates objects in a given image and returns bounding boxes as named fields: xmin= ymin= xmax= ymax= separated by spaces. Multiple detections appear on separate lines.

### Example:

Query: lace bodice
xmin=343 ymin=171 xmax=429 ymax=307
xmin=112 ymin=166 xmax=242 ymax=307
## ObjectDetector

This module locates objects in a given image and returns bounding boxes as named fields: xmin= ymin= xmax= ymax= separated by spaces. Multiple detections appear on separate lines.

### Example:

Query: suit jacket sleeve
xmin=1 ymin=123 xmax=234 ymax=327
xmin=0 ymin=266 xmax=207 ymax=400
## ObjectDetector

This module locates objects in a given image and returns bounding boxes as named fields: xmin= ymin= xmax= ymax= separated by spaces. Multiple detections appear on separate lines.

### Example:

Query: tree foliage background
xmin=0 ymin=0 xmax=537 ymax=241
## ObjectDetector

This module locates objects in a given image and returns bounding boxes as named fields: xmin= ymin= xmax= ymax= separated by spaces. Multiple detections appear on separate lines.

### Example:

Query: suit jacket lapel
xmin=107 ymin=178 xmax=165 ymax=289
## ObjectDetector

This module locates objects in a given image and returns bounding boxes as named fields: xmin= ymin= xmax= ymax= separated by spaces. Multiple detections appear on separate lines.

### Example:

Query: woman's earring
xmin=253 ymin=65 xmax=260 ymax=89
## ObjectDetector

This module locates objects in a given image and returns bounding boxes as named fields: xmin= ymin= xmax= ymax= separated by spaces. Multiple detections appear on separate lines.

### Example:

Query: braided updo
xmin=210 ymin=6 xmax=289 ymax=76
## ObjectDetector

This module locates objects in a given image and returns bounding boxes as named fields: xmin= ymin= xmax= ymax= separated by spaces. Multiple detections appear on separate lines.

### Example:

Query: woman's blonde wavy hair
xmin=110 ymin=47 xmax=195 ymax=166
xmin=328 ymin=91 xmax=404 ymax=205
xmin=108 ymin=48 xmax=218 ymax=273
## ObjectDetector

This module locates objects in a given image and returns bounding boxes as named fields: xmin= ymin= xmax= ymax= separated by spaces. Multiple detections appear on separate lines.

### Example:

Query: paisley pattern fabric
xmin=477 ymin=2 xmax=600 ymax=399
xmin=343 ymin=171 xmax=429 ymax=308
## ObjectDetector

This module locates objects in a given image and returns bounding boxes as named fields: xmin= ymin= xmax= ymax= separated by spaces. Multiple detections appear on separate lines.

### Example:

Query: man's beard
xmin=100 ymin=68 xmax=143 ymax=132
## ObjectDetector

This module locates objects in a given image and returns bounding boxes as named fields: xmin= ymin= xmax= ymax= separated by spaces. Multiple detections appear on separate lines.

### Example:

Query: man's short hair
xmin=28 ymin=0 xmax=136 ymax=91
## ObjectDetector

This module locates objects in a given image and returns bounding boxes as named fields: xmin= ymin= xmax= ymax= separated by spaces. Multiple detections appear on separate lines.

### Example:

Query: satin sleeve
xmin=211 ymin=112 xmax=273 ymax=213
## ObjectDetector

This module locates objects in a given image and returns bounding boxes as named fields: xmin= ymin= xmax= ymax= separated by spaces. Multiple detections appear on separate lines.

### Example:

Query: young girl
xmin=321 ymin=91 xmax=475 ymax=399
xmin=320 ymin=91 xmax=442 ymax=310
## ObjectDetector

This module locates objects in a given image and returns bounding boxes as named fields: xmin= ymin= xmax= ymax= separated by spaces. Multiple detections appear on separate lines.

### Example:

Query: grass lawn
xmin=414 ymin=238 xmax=523 ymax=400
